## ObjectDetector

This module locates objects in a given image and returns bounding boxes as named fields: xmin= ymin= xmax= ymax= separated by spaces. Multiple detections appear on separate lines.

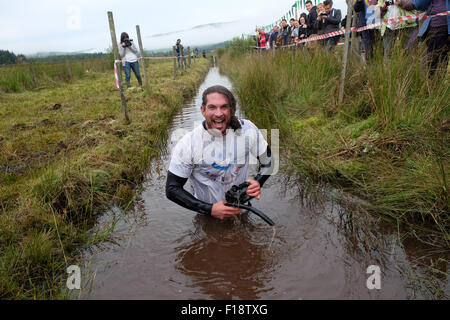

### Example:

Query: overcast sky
xmin=1 ymin=0 xmax=348 ymax=55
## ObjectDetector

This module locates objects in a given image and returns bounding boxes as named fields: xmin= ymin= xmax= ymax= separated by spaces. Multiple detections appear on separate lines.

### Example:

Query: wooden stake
xmin=136 ymin=25 xmax=150 ymax=91
xmin=173 ymin=46 xmax=177 ymax=79
xmin=66 ymin=59 xmax=73 ymax=80
xmin=107 ymin=11 xmax=129 ymax=123
xmin=338 ymin=1 xmax=353 ymax=105
xmin=180 ymin=44 xmax=185 ymax=71
xmin=187 ymin=46 xmax=191 ymax=68
xmin=351 ymin=10 xmax=360 ymax=56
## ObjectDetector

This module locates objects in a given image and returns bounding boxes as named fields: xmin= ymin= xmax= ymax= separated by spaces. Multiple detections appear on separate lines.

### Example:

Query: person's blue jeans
xmin=124 ymin=61 xmax=142 ymax=87
xmin=177 ymin=54 xmax=187 ymax=67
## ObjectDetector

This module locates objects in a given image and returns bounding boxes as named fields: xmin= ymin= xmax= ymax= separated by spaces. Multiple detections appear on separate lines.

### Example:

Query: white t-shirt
xmin=168 ymin=119 xmax=268 ymax=204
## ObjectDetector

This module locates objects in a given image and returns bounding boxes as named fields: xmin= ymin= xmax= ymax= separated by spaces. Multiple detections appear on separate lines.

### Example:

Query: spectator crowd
xmin=254 ymin=0 xmax=449 ymax=74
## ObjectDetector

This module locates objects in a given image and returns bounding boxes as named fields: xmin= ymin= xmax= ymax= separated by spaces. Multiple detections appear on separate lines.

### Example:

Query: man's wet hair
xmin=201 ymin=85 xmax=241 ymax=130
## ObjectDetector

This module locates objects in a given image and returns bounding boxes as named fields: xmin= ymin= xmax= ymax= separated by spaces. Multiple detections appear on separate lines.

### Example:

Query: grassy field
xmin=219 ymin=38 xmax=449 ymax=242
xmin=0 ymin=58 xmax=113 ymax=93
xmin=0 ymin=57 xmax=211 ymax=298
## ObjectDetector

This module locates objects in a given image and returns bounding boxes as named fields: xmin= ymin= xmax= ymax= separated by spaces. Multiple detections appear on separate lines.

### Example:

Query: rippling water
xmin=79 ymin=67 xmax=449 ymax=300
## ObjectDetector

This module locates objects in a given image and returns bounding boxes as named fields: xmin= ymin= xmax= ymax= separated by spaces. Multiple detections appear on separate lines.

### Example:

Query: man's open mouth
xmin=212 ymin=119 xmax=225 ymax=129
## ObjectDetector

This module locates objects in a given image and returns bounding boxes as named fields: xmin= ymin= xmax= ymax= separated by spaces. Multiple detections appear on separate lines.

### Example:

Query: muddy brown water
xmin=79 ymin=67 xmax=449 ymax=300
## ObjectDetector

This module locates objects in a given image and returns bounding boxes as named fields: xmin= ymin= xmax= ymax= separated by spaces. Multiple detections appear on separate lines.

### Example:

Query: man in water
xmin=166 ymin=85 xmax=273 ymax=220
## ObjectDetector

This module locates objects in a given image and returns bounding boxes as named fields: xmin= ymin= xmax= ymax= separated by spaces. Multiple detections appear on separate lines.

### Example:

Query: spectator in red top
xmin=258 ymin=28 xmax=268 ymax=49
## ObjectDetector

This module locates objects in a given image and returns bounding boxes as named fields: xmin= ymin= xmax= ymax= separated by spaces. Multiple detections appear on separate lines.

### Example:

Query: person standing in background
xmin=354 ymin=0 xmax=375 ymax=61
xmin=118 ymin=32 xmax=142 ymax=89
xmin=396 ymin=0 xmax=449 ymax=75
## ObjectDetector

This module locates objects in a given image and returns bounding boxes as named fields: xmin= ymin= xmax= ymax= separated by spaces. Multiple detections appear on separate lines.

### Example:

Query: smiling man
xmin=166 ymin=85 xmax=273 ymax=220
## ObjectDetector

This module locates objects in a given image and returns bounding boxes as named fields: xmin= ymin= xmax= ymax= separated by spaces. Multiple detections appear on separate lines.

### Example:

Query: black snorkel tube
xmin=225 ymin=182 xmax=275 ymax=226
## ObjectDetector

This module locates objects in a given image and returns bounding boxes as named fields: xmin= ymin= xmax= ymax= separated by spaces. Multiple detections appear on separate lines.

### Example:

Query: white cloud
xmin=0 ymin=0 xmax=349 ymax=55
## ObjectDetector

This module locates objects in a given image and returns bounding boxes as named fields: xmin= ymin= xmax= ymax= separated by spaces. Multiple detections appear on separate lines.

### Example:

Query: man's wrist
xmin=199 ymin=203 xmax=213 ymax=216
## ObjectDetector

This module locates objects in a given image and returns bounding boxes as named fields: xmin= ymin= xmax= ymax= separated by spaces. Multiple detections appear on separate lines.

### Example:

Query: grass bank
xmin=219 ymin=38 xmax=449 ymax=242
xmin=0 ymin=58 xmax=112 ymax=93
xmin=0 ymin=57 xmax=211 ymax=298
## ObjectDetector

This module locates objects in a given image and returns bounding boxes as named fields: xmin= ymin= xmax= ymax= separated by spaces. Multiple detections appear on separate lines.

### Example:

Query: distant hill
xmin=146 ymin=41 xmax=229 ymax=57
xmin=26 ymin=52 xmax=109 ymax=63
xmin=149 ymin=21 xmax=236 ymax=38
xmin=3 ymin=40 xmax=229 ymax=64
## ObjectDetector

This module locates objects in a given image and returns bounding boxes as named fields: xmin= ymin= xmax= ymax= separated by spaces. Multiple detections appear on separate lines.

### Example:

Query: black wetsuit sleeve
xmin=165 ymin=171 xmax=213 ymax=216
xmin=254 ymin=146 xmax=272 ymax=188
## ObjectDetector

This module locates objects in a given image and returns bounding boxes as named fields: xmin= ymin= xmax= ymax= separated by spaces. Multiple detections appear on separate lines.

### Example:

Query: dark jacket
xmin=299 ymin=24 xmax=309 ymax=38
xmin=306 ymin=6 xmax=319 ymax=34
xmin=411 ymin=0 xmax=450 ymax=36
xmin=354 ymin=0 xmax=368 ymax=28
xmin=280 ymin=25 xmax=291 ymax=45
xmin=320 ymin=8 xmax=342 ymax=33
xmin=269 ymin=31 xmax=279 ymax=45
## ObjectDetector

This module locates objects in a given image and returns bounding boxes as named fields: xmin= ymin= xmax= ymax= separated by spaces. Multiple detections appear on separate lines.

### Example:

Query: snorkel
xmin=225 ymin=182 xmax=275 ymax=226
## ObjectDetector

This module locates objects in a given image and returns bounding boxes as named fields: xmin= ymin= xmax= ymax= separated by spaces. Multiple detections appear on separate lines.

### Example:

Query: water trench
xmin=79 ymin=66 xmax=449 ymax=300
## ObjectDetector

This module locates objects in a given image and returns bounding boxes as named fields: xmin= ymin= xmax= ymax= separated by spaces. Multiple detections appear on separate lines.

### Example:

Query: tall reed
xmin=220 ymin=37 xmax=449 ymax=239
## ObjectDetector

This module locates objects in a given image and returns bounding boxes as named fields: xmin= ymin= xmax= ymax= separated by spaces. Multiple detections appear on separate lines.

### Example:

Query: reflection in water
xmin=175 ymin=215 xmax=276 ymax=300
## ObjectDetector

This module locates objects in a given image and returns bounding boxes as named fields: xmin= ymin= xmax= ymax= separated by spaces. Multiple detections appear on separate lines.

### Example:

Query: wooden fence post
xmin=173 ymin=46 xmax=177 ymax=79
xmin=351 ymin=11 xmax=360 ymax=57
xmin=180 ymin=44 xmax=185 ymax=71
xmin=187 ymin=46 xmax=191 ymax=68
xmin=136 ymin=25 xmax=150 ymax=91
xmin=107 ymin=11 xmax=130 ymax=123
xmin=66 ymin=59 xmax=73 ymax=80
xmin=338 ymin=1 xmax=354 ymax=105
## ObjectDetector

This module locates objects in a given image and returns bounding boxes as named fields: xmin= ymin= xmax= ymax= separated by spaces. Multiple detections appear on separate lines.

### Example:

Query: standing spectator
xmin=376 ymin=0 xmax=417 ymax=57
xmin=257 ymin=28 xmax=268 ymax=49
xmin=315 ymin=3 xmax=327 ymax=36
xmin=299 ymin=16 xmax=309 ymax=39
xmin=270 ymin=26 xmax=280 ymax=48
xmin=280 ymin=19 xmax=291 ymax=46
xmin=289 ymin=18 xmax=296 ymax=39
xmin=291 ymin=21 xmax=300 ymax=44
xmin=118 ymin=32 xmax=142 ymax=88
xmin=354 ymin=0 xmax=375 ymax=61
xmin=306 ymin=0 xmax=319 ymax=35
xmin=320 ymin=0 xmax=342 ymax=51
xmin=194 ymin=48 xmax=199 ymax=58
xmin=396 ymin=0 xmax=449 ymax=75
xmin=175 ymin=39 xmax=187 ymax=67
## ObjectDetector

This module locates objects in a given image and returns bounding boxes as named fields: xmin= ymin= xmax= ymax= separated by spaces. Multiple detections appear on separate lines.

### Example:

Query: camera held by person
xmin=122 ymin=39 xmax=133 ymax=48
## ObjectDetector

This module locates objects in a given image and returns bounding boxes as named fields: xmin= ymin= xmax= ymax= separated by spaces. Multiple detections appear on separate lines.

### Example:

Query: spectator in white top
xmin=118 ymin=32 xmax=142 ymax=88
